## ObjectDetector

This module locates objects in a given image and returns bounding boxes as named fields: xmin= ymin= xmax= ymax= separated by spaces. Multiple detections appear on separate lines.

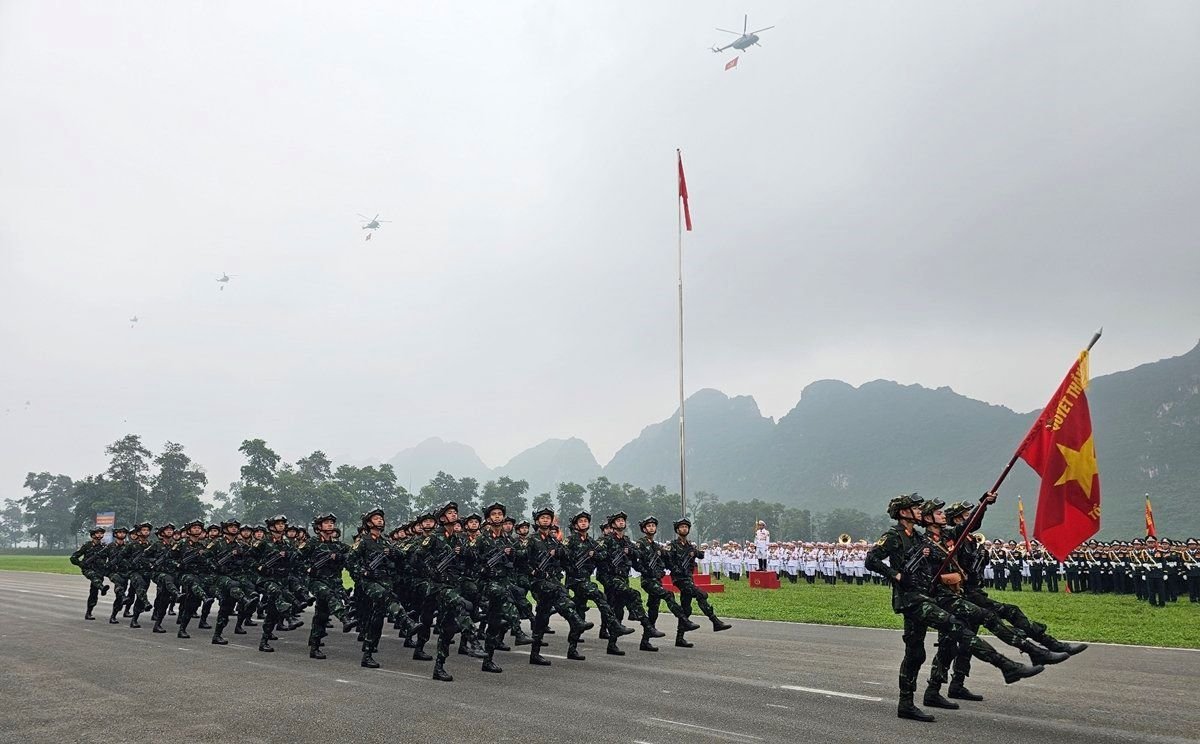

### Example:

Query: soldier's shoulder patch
xmin=874 ymin=537 xmax=887 ymax=547
xmin=421 ymin=537 xmax=431 ymax=546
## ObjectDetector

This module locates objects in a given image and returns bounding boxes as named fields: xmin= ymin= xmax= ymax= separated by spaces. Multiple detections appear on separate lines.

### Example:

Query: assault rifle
xmin=215 ymin=546 xmax=241 ymax=570
xmin=425 ymin=548 xmax=455 ymax=581
xmin=482 ymin=542 xmax=507 ymax=571
xmin=645 ymin=544 xmax=665 ymax=576
xmin=608 ymin=541 xmax=630 ymax=573
xmin=364 ymin=546 xmax=392 ymax=575
xmin=257 ymin=548 xmax=288 ymax=574
xmin=533 ymin=544 xmax=555 ymax=577
xmin=307 ymin=550 xmax=338 ymax=576
xmin=573 ymin=543 xmax=595 ymax=572
xmin=901 ymin=536 xmax=936 ymax=589
xmin=81 ymin=544 xmax=112 ymax=569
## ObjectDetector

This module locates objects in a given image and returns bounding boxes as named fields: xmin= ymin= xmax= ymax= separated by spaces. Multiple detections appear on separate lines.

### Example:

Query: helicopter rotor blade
xmin=743 ymin=14 xmax=748 ymax=34
xmin=373 ymin=214 xmax=380 ymax=221
xmin=356 ymin=213 xmax=370 ymax=219
xmin=378 ymin=220 xmax=392 ymax=223
xmin=715 ymin=27 xmax=740 ymax=35
xmin=750 ymin=26 xmax=775 ymax=34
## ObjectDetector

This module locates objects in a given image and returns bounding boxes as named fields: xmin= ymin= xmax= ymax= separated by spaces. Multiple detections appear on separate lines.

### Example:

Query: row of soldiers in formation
xmin=69 ymin=502 xmax=731 ymax=681
xmin=865 ymin=494 xmax=1090 ymax=723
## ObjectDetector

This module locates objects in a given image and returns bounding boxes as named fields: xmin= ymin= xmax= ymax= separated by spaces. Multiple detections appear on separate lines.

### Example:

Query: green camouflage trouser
xmin=307 ymin=576 xmax=349 ymax=647
xmin=642 ymin=576 xmax=686 ymax=629
xmin=479 ymin=579 xmax=523 ymax=653
xmin=430 ymin=583 xmax=476 ymax=661
xmin=568 ymin=578 xmax=620 ymax=640
xmin=941 ymin=589 xmax=1047 ymax=687
xmin=600 ymin=575 xmax=648 ymax=626
xmin=899 ymin=597 xmax=1010 ymax=694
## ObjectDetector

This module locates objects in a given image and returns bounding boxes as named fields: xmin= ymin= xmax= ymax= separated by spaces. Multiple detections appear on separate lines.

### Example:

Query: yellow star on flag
xmin=1054 ymin=435 xmax=1099 ymax=500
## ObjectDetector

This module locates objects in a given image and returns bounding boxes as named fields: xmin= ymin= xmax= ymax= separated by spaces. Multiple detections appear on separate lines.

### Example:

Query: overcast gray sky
xmin=2 ymin=1 xmax=1198 ymax=498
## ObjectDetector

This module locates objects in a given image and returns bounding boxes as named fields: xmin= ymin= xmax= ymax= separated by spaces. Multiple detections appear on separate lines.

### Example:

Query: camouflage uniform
xmin=69 ymin=529 xmax=110 ymax=619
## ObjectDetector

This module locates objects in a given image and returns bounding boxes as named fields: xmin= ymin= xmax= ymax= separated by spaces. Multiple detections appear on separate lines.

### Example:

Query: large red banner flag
xmin=725 ymin=56 xmax=739 ymax=71
xmin=677 ymin=149 xmax=692 ymax=231
xmin=1021 ymin=350 xmax=1100 ymax=560
xmin=1145 ymin=495 xmax=1157 ymax=538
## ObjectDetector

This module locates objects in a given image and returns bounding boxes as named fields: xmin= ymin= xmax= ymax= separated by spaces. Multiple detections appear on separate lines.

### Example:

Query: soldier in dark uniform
xmin=251 ymin=515 xmax=293 ymax=652
xmin=171 ymin=519 xmax=212 ymax=639
xmin=527 ymin=507 xmax=593 ymax=667
xmin=196 ymin=524 xmax=222 ymax=629
xmin=864 ymin=494 xmax=1043 ymax=723
xmin=633 ymin=516 xmax=698 ymax=652
xmin=597 ymin=511 xmax=663 ymax=655
xmin=346 ymin=508 xmax=398 ymax=668
xmin=70 ymin=526 xmax=111 ymax=620
xmin=1007 ymin=542 xmax=1024 ymax=591
xmin=303 ymin=513 xmax=351 ymax=659
xmin=563 ymin=510 xmax=633 ymax=660
xmin=147 ymin=523 xmax=179 ymax=634
xmin=125 ymin=522 xmax=154 ymax=627
xmin=208 ymin=519 xmax=251 ymax=645
xmin=473 ymin=501 xmax=526 ymax=673
xmin=413 ymin=502 xmax=483 ymax=681
xmin=1146 ymin=537 xmax=1169 ymax=607
xmin=918 ymin=500 xmax=1070 ymax=711
xmin=664 ymin=518 xmax=731 ymax=648
xmin=103 ymin=526 xmax=132 ymax=624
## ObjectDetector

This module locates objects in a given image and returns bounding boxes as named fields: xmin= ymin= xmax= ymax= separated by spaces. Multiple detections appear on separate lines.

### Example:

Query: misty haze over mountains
xmin=381 ymin=341 xmax=1200 ymax=537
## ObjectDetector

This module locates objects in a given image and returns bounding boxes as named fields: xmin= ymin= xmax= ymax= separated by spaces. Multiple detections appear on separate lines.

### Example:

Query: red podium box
xmin=661 ymin=569 xmax=725 ymax=593
xmin=749 ymin=570 xmax=781 ymax=589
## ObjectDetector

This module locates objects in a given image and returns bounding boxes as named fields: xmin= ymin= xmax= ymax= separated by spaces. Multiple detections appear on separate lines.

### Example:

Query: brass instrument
xmin=838 ymin=533 xmax=852 ymax=545
xmin=973 ymin=533 xmax=986 ymax=546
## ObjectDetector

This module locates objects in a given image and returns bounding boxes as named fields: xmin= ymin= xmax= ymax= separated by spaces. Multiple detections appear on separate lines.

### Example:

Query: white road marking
xmin=645 ymin=717 xmax=764 ymax=741
xmin=765 ymin=703 xmax=790 ymax=709
xmin=375 ymin=669 xmax=426 ymax=679
xmin=541 ymin=653 xmax=567 ymax=659
xmin=779 ymin=684 xmax=882 ymax=702
xmin=862 ymin=681 xmax=882 ymax=685
xmin=335 ymin=678 xmax=355 ymax=684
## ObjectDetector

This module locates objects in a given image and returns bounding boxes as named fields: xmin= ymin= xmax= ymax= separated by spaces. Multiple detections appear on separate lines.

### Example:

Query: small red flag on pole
xmin=677 ymin=150 xmax=692 ymax=232
xmin=1017 ymin=496 xmax=1031 ymax=552
xmin=1144 ymin=494 xmax=1157 ymax=538
xmin=725 ymin=56 xmax=739 ymax=71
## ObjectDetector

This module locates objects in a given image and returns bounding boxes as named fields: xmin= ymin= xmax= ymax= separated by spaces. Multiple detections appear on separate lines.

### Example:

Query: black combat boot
xmin=529 ymin=637 xmax=551 ymax=666
xmin=101 ymin=584 xmax=109 ymax=596
xmin=639 ymin=637 xmax=659 ymax=652
xmin=947 ymin=680 xmax=983 ymax=701
xmin=642 ymin=620 xmax=665 ymax=639
xmin=513 ymin=628 xmax=533 ymax=646
xmin=243 ymin=617 xmax=257 ymax=626
xmin=361 ymin=650 xmax=379 ymax=668
xmin=606 ymin=640 xmax=625 ymax=656
xmin=1022 ymin=640 xmax=1069 ymax=666
xmin=212 ymin=633 xmax=228 ymax=645
xmin=1001 ymin=659 xmax=1044 ymax=684
xmin=258 ymin=637 xmax=274 ymax=652
xmin=566 ymin=640 xmax=586 ymax=661
xmin=612 ymin=624 xmax=636 ymax=637
xmin=309 ymin=646 xmax=326 ymax=659
xmin=108 ymin=609 xmax=120 ymax=624
xmin=1038 ymin=633 xmax=1088 ymax=656
xmin=85 ymin=601 xmax=96 ymax=620
xmin=152 ymin=617 xmax=166 ymax=634
xmin=177 ymin=626 xmax=190 ymax=639
xmin=457 ymin=636 xmax=472 ymax=656
xmin=342 ymin=618 xmax=356 ymax=633
xmin=481 ymin=652 xmax=503 ymax=673
xmin=676 ymin=615 xmax=700 ymax=632
xmin=897 ymin=692 xmax=936 ymax=722
xmin=598 ymin=626 xmax=608 ymax=639
xmin=675 ymin=630 xmax=693 ymax=648
xmin=432 ymin=657 xmax=453 ymax=682
xmin=922 ymin=685 xmax=960 ymax=710
xmin=129 ymin=616 xmax=141 ymax=629
xmin=198 ymin=619 xmax=212 ymax=630
xmin=403 ymin=637 xmax=417 ymax=648
xmin=412 ymin=643 xmax=433 ymax=662
xmin=233 ymin=618 xmax=247 ymax=635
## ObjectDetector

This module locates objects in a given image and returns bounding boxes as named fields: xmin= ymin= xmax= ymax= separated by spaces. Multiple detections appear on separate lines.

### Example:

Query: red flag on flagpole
xmin=1017 ymin=496 xmax=1031 ymax=552
xmin=1144 ymin=495 xmax=1156 ymax=538
xmin=1022 ymin=350 xmax=1101 ymax=561
xmin=725 ymin=56 xmax=739 ymax=71
xmin=677 ymin=150 xmax=692 ymax=232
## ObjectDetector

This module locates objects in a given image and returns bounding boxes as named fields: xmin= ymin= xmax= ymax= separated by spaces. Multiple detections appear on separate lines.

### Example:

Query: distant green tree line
xmin=3 ymin=434 xmax=891 ymax=548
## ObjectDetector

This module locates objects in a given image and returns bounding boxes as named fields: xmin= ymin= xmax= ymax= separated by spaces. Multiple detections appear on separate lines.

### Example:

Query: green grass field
xmin=4 ymin=556 xmax=1194 ymax=648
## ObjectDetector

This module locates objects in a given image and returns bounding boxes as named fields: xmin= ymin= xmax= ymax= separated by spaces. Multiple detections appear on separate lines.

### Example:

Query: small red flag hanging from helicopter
xmin=725 ymin=56 xmax=739 ymax=71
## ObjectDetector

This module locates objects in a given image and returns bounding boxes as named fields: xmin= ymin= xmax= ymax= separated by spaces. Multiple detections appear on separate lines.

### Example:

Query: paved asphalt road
xmin=1 ymin=571 xmax=1196 ymax=744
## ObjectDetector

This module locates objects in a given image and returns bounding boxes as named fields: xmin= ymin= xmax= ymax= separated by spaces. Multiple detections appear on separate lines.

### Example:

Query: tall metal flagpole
xmin=677 ymin=151 xmax=687 ymax=519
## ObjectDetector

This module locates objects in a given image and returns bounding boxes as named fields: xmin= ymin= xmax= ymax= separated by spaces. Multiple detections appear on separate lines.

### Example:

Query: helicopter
xmin=216 ymin=273 xmax=232 ymax=290
xmin=711 ymin=14 xmax=774 ymax=54
xmin=358 ymin=213 xmax=391 ymax=238
xmin=129 ymin=315 xmax=139 ymax=328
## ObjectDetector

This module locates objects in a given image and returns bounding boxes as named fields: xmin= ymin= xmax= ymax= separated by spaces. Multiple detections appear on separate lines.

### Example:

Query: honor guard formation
xmin=69 ymin=503 xmax=731 ymax=682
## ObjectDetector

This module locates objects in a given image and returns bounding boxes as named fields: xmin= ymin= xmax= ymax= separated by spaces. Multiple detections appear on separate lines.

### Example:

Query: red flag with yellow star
xmin=1020 ymin=350 xmax=1100 ymax=561
xmin=1144 ymin=495 xmax=1156 ymax=538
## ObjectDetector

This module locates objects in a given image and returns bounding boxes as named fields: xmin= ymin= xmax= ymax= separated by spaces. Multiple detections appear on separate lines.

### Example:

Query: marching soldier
xmin=103 ymin=526 xmax=132 ymax=624
xmin=634 ymin=516 xmax=698 ymax=652
xmin=527 ymin=507 xmax=593 ymax=667
xmin=303 ymin=513 xmax=351 ymax=659
xmin=346 ymin=508 xmax=397 ymax=668
xmin=864 ymin=494 xmax=1043 ymax=723
xmin=664 ymin=518 xmax=731 ymax=648
xmin=125 ymin=522 xmax=154 ymax=628
xmin=563 ymin=510 xmax=633 ymax=660
xmin=147 ymin=523 xmax=179 ymax=634
xmin=597 ymin=511 xmax=663 ymax=655
xmin=171 ymin=519 xmax=212 ymax=639
xmin=251 ymin=515 xmax=294 ymax=652
xmin=208 ymin=519 xmax=253 ymax=644
xmin=70 ymin=525 xmax=110 ymax=620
